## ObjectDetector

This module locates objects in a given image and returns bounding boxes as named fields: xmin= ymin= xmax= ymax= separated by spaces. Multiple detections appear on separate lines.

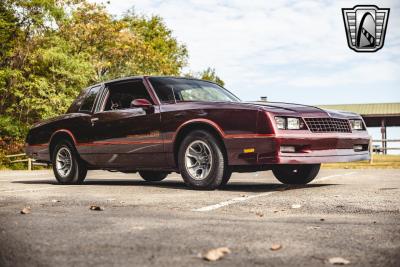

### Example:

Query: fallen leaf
xmin=270 ymin=244 xmax=282 ymax=251
xmin=89 ymin=205 xmax=104 ymax=211
xmin=328 ymin=257 xmax=350 ymax=265
xmin=273 ymin=210 xmax=279 ymax=213
xmin=201 ymin=247 xmax=231 ymax=261
xmin=20 ymin=207 xmax=31 ymax=214
xmin=255 ymin=211 xmax=264 ymax=217
xmin=291 ymin=204 xmax=302 ymax=209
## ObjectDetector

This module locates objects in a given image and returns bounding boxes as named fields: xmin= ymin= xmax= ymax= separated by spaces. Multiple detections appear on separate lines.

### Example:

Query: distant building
xmin=317 ymin=103 xmax=400 ymax=154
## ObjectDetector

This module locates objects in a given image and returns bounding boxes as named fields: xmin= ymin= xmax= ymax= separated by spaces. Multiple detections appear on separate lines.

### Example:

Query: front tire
xmin=220 ymin=168 xmax=233 ymax=186
xmin=52 ymin=140 xmax=87 ymax=184
xmin=139 ymin=171 xmax=168 ymax=182
xmin=178 ymin=130 xmax=227 ymax=190
xmin=272 ymin=164 xmax=320 ymax=185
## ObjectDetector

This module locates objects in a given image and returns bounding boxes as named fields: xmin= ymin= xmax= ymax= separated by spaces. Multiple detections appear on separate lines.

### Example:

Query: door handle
xmin=91 ymin=117 xmax=99 ymax=126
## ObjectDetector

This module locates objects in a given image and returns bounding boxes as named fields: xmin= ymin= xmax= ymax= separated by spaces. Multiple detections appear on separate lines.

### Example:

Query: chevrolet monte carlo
xmin=25 ymin=76 xmax=370 ymax=190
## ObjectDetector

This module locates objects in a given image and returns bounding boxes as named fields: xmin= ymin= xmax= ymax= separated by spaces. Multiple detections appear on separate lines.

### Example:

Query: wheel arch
xmin=49 ymin=129 xmax=77 ymax=160
xmin=173 ymin=120 xmax=228 ymax=167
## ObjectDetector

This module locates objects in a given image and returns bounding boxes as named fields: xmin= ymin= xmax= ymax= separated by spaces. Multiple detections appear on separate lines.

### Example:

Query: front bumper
xmin=272 ymin=149 xmax=369 ymax=164
xmin=226 ymin=132 xmax=371 ymax=165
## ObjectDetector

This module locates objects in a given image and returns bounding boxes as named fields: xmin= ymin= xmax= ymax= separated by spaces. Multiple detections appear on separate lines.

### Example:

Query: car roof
xmin=94 ymin=75 xmax=220 ymax=87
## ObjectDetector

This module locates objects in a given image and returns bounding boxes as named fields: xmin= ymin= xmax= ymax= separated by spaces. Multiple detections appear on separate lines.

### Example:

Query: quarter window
xmin=79 ymin=85 xmax=101 ymax=112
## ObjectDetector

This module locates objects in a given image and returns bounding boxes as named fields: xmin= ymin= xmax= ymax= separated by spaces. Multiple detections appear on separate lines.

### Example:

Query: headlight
xmin=287 ymin=118 xmax=300 ymax=130
xmin=275 ymin=117 xmax=286 ymax=129
xmin=349 ymin=119 xmax=363 ymax=130
xmin=275 ymin=117 xmax=305 ymax=130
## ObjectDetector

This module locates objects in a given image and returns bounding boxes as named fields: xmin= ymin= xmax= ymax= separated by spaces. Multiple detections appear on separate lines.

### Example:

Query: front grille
xmin=304 ymin=118 xmax=352 ymax=133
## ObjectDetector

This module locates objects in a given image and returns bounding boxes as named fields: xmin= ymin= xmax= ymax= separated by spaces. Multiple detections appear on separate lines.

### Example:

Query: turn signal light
xmin=243 ymin=148 xmax=255 ymax=153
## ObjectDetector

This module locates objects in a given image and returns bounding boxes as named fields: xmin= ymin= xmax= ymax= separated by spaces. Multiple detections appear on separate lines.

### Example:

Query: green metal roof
xmin=317 ymin=103 xmax=400 ymax=116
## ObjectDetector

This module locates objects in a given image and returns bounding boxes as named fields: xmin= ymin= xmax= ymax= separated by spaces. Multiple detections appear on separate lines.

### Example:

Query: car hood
xmin=241 ymin=101 xmax=361 ymax=119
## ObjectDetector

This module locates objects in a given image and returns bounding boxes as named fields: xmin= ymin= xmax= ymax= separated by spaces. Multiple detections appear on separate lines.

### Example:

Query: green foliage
xmin=0 ymin=115 xmax=29 ymax=140
xmin=0 ymin=0 xmax=223 ymax=164
xmin=199 ymin=68 xmax=225 ymax=87
xmin=185 ymin=67 xmax=225 ymax=87
xmin=0 ymin=1 xmax=21 ymax=64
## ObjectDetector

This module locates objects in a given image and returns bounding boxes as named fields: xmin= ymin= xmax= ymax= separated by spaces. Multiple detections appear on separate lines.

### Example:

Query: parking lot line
xmin=192 ymin=172 xmax=357 ymax=212
xmin=315 ymin=172 xmax=357 ymax=182
xmin=192 ymin=191 xmax=277 ymax=212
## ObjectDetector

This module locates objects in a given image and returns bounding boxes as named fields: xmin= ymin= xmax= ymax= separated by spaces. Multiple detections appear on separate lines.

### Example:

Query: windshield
xmin=149 ymin=77 xmax=241 ymax=103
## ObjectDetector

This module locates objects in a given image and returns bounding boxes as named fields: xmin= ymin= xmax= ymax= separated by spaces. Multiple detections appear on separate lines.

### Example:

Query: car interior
xmin=103 ymin=80 xmax=153 ymax=111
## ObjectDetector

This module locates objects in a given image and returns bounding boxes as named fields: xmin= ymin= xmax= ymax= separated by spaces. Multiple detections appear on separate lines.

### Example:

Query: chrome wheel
xmin=184 ymin=140 xmax=213 ymax=180
xmin=55 ymin=147 xmax=72 ymax=178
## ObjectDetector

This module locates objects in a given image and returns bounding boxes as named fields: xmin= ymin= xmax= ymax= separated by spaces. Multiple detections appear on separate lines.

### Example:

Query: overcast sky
xmin=91 ymin=0 xmax=399 ymax=105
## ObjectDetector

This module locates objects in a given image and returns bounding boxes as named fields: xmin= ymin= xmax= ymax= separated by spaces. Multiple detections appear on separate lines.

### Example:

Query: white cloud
xmin=91 ymin=0 xmax=400 ymax=103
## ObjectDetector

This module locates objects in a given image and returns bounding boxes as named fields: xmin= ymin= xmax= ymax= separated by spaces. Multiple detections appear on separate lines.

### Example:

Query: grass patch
xmin=322 ymin=154 xmax=400 ymax=169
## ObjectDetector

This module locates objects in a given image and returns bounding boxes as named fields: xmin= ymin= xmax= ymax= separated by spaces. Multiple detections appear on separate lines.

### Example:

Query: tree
xmin=122 ymin=11 xmax=188 ymax=76
xmin=199 ymin=67 xmax=225 ymax=87
xmin=185 ymin=67 xmax=225 ymax=87
xmin=0 ymin=0 xmax=190 ymax=143
xmin=0 ymin=0 xmax=21 ymax=66
xmin=59 ymin=3 xmax=188 ymax=82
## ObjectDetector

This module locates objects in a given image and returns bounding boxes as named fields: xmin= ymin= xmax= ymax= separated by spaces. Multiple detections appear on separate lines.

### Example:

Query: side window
xmin=149 ymin=78 xmax=176 ymax=103
xmin=80 ymin=85 xmax=101 ymax=112
xmin=103 ymin=80 xmax=152 ymax=111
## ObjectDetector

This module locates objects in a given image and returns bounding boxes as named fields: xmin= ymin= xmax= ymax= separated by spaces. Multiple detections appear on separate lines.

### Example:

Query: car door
xmin=81 ymin=79 xmax=165 ymax=169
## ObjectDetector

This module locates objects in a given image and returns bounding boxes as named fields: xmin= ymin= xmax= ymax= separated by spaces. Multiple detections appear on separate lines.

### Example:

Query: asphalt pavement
xmin=0 ymin=169 xmax=399 ymax=267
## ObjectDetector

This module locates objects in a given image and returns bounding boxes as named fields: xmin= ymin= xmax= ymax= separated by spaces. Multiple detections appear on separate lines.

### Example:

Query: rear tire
xmin=272 ymin=164 xmax=320 ymax=185
xmin=178 ymin=130 xmax=227 ymax=190
xmin=52 ymin=140 xmax=87 ymax=184
xmin=139 ymin=171 xmax=168 ymax=182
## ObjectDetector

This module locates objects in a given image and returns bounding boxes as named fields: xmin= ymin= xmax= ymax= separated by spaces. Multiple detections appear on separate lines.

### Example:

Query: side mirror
xmin=130 ymin=99 xmax=153 ymax=111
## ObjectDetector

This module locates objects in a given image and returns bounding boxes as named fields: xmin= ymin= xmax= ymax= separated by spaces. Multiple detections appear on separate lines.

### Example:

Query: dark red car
xmin=25 ymin=76 xmax=370 ymax=189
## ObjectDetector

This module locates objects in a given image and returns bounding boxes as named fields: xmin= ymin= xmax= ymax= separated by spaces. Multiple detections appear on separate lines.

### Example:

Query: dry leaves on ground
xmin=328 ymin=257 xmax=350 ymax=265
xmin=201 ymin=247 xmax=231 ymax=261
xmin=20 ymin=207 xmax=31 ymax=214
xmin=270 ymin=244 xmax=282 ymax=251
xmin=89 ymin=205 xmax=104 ymax=211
